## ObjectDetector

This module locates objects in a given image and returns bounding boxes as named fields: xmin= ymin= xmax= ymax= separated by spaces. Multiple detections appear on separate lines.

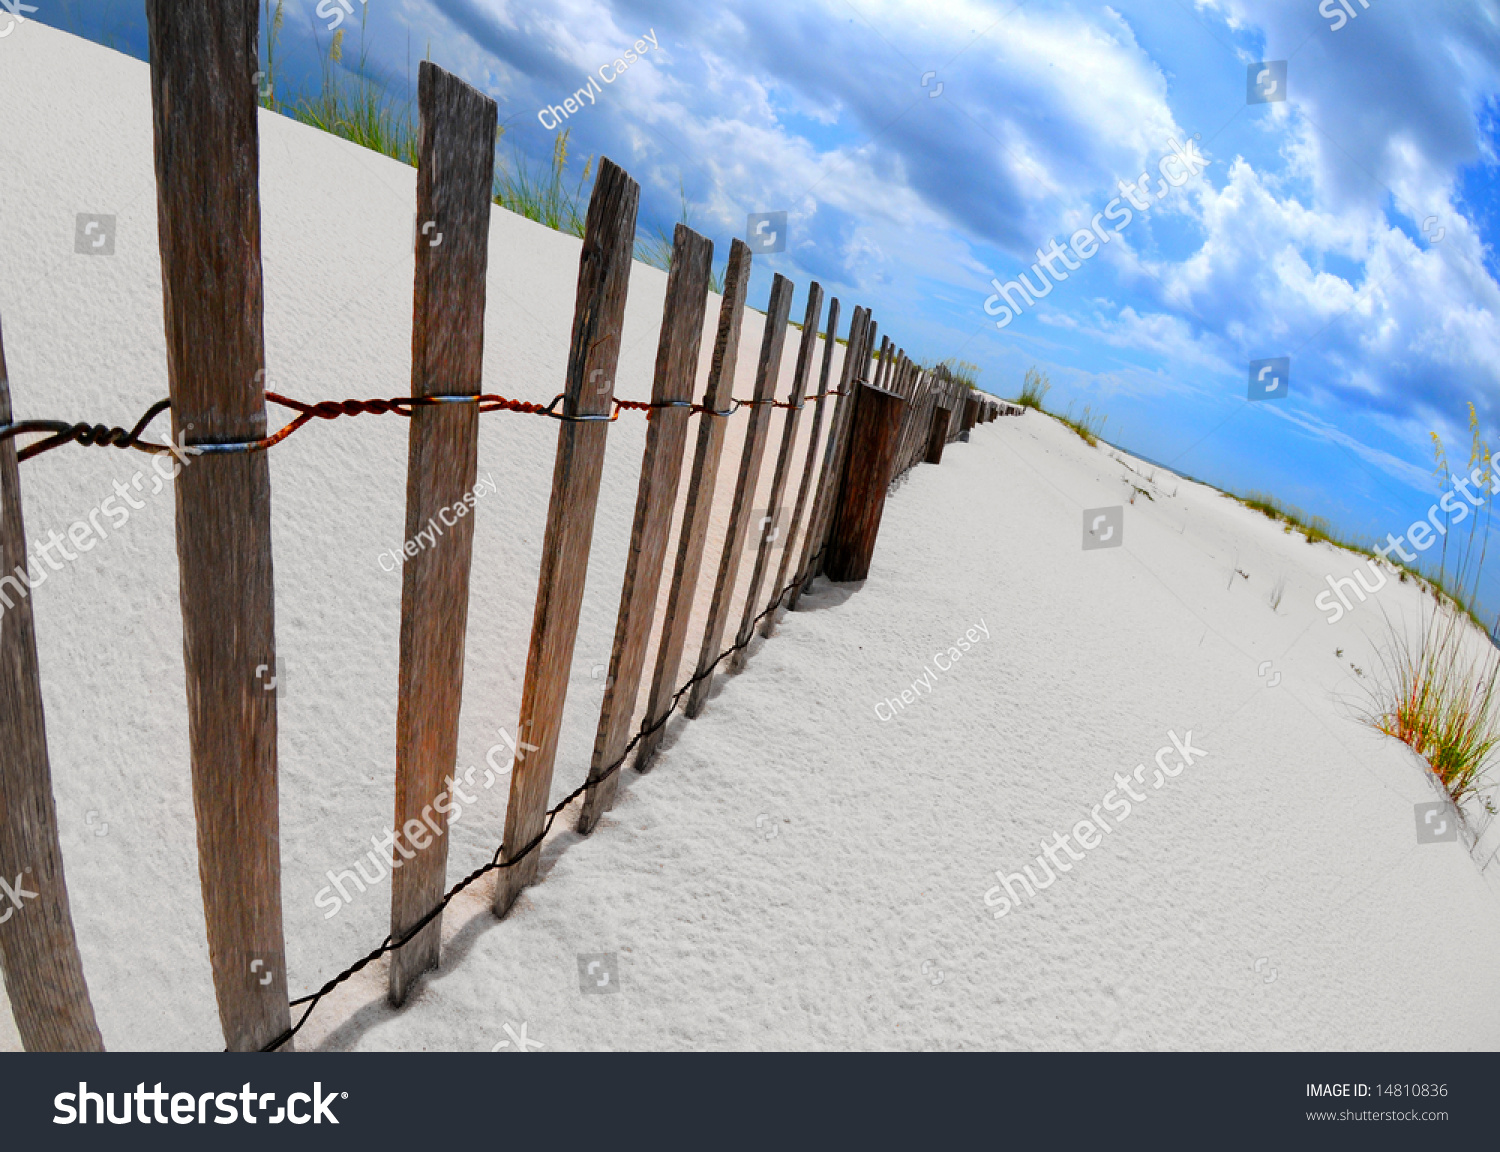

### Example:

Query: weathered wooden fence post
xmin=787 ymin=306 xmax=865 ymax=609
xmin=962 ymin=395 xmax=980 ymax=433
xmin=731 ymin=282 xmax=823 ymax=669
xmin=146 ymin=0 xmax=291 ymax=1052
xmin=576 ymin=224 xmax=713 ymax=833
xmin=925 ymin=404 xmax=953 ymax=465
xmin=0 ymin=318 xmax=104 ymax=1053
xmin=685 ymin=274 xmax=795 ymax=718
xmin=632 ymin=241 xmax=753 ymax=774
xmin=387 ymin=62 xmax=497 ymax=1007
xmin=763 ymin=296 xmax=839 ymax=637
xmin=824 ymin=378 xmax=906 ymax=583
xmin=493 ymin=159 xmax=639 ymax=918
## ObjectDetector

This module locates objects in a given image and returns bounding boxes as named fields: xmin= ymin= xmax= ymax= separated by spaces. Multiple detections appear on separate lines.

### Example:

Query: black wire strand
xmin=257 ymin=548 xmax=824 ymax=1052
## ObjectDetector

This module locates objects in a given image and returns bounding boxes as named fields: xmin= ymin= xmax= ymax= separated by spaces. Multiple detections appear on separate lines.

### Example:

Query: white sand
xmin=3 ymin=24 xmax=1499 ymax=1052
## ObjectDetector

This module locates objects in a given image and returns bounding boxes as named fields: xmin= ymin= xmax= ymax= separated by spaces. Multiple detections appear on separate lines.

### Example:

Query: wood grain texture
xmin=632 ymin=240 xmax=752 ymax=773
xmin=763 ymin=295 xmax=838 ymax=637
xmin=824 ymin=381 xmax=906 ymax=583
xmin=788 ymin=307 xmax=867 ymax=607
xmin=962 ymin=395 xmax=980 ymax=432
xmin=925 ymin=404 xmax=952 ymax=465
xmin=730 ymin=281 xmax=823 ymax=668
xmin=0 ymin=318 xmax=104 ymax=1052
xmin=821 ymin=333 xmax=888 ymax=566
xmin=387 ymin=62 xmax=497 ymax=1007
xmin=492 ymin=158 xmax=639 ymax=918
xmin=146 ymin=0 xmax=291 ymax=1052
xmin=902 ymin=370 xmax=935 ymax=475
xmin=685 ymin=273 xmax=795 ymax=718
xmin=576 ymin=224 xmax=713 ymax=833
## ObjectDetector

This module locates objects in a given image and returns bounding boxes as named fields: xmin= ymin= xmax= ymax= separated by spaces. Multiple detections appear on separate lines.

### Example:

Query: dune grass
xmin=493 ymin=130 xmax=592 ymax=238
xmin=1367 ymin=604 xmax=1500 ymax=813
xmin=1362 ymin=407 xmax=1500 ymax=811
xmin=257 ymin=5 xmax=712 ymax=269
xmin=1012 ymin=367 xmax=1108 ymax=447
xmin=261 ymin=4 xmax=422 ymax=167
xmin=1017 ymin=366 xmax=1050 ymax=410
xmin=1059 ymin=402 xmax=1108 ymax=448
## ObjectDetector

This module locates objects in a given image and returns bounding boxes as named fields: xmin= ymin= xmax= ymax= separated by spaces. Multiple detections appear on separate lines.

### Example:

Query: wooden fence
xmin=0 ymin=0 xmax=1008 ymax=1052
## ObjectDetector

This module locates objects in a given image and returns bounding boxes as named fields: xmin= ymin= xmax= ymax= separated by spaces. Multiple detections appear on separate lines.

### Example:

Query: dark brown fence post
xmin=0 ymin=319 xmax=104 ymax=1052
xmin=824 ymin=381 xmax=906 ymax=582
xmin=576 ymin=224 xmax=713 ymax=833
xmin=685 ymin=274 xmax=795 ymax=718
xmin=925 ymin=404 xmax=953 ymax=464
xmin=632 ymin=241 xmax=753 ymax=774
xmin=146 ymin=0 xmax=291 ymax=1052
xmin=763 ymin=295 xmax=839 ymax=638
xmin=493 ymin=159 xmax=639 ymax=918
xmin=731 ymin=281 xmax=823 ymax=668
xmin=962 ymin=395 xmax=980 ymax=432
xmin=787 ymin=305 xmax=865 ymax=609
xmin=387 ymin=62 xmax=497 ymax=1007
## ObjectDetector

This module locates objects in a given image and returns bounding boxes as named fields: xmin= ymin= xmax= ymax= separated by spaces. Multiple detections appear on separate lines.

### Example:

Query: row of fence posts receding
xmin=0 ymin=0 xmax=1016 ymax=1052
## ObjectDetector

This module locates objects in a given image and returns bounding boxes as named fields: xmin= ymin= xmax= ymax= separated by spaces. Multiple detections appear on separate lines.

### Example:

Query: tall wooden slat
xmin=387 ymin=63 xmax=497 ymax=1007
xmin=786 ymin=306 xmax=870 ymax=612
xmin=492 ymin=159 xmax=640 ymax=918
xmin=762 ymin=296 xmax=839 ymax=638
xmin=926 ymin=404 xmax=953 ymax=464
xmin=632 ymin=241 xmax=753 ymax=774
xmin=146 ymin=0 xmax=290 ymax=1052
xmin=825 ymin=381 xmax=907 ymax=582
xmin=788 ymin=308 xmax=867 ymax=608
xmin=902 ymin=370 xmax=934 ymax=475
xmin=825 ymin=337 xmax=891 ymax=571
xmin=576 ymin=224 xmax=713 ymax=833
xmin=685 ymin=274 xmax=795 ymax=718
xmin=730 ymin=282 xmax=823 ymax=669
xmin=0 ymin=320 xmax=104 ymax=1052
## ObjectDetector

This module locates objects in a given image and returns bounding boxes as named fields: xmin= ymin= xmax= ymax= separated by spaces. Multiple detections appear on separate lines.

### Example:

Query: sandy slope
xmin=3 ymin=23 xmax=1500 ymax=1052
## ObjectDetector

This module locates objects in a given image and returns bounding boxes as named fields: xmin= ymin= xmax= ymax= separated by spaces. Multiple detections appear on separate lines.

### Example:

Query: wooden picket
xmin=763 ymin=296 xmax=840 ymax=637
xmin=685 ymin=274 xmax=794 ymax=718
xmin=576 ymin=224 xmax=714 ymax=832
xmin=731 ymin=282 xmax=824 ymax=670
xmin=0 ymin=318 xmax=104 ymax=1052
xmin=147 ymin=0 xmax=292 ymax=1053
xmin=493 ymin=158 xmax=640 ymax=918
xmin=387 ymin=62 xmax=498 ymax=1006
xmin=633 ymin=241 xmax=754 ymax=773
xmin=788 ymin=305 xmax=867 ymax=609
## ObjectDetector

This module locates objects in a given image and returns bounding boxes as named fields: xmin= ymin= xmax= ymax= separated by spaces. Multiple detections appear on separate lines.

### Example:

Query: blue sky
xmin=32 ymin=0 xmax=1500 ymax=620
